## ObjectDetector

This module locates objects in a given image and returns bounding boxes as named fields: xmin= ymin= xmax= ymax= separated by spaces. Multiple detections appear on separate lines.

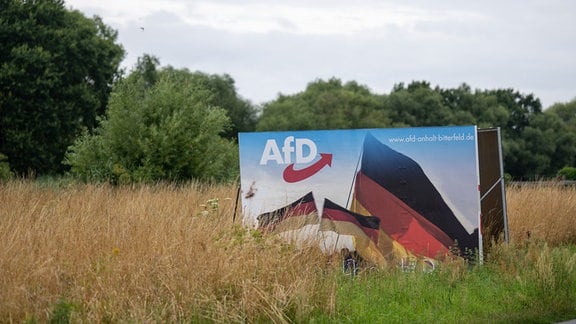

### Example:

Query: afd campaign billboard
xmin=239 ymin=126 xmax=482 ymax=266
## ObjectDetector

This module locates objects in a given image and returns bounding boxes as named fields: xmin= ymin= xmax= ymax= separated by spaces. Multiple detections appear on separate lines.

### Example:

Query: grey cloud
xmin=105 ymin=1 xmax=576 ymax=107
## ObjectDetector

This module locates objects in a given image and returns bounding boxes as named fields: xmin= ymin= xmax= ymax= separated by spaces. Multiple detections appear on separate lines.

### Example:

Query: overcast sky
xmin=66 ymin=0 xmax=576 ymax=108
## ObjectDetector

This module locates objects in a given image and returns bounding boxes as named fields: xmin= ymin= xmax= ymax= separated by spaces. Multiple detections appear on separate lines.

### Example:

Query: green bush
xmin=49 ymin=298 xmax=74 ymax=324
xmin=557 ymin=166 xmax=576 ymax=180
xmin=65 ymin=69 xmax=239 ymax=183
xmin=0 ymin=153 xmax=12 ymax=181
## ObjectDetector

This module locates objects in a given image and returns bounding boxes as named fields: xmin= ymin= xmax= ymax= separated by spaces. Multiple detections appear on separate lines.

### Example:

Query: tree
xmin=199 ymin=73 xmax=257 ymax=139
xmin=134 ymin=54 xmax=256 ymax=140
xmin=386 ymin=81 xmax=453 ymax=127
xmin=254 ymin=76 xmax=571 ymax=179
xmin=546 ymin=99 xmax=576 ymax=175
xmin=499 ymin=110 xmax=575 ymax=179
xmin=488 ymin=89 xmax=542 ymax=137
xmin=438 ymin=83 xmax=477 ymax=125
xmin=547 ymin=99 xmax=576 ymax=132
xmin=0 ymin=0 xmax=124 ymax=175
xmin=439 ymin=83 xmax=510 ymax=128
xmin=257 ymin=78 xmax=390 ymax=131
xmin=134 ymin=54 xmax=160 ymax=88
xmin=65 ymin=66 xmax=239 ymax=183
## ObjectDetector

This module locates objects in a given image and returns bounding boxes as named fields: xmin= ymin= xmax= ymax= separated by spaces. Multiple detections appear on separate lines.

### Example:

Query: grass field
xmin=1 ymin=180 xmax=575 ymax=323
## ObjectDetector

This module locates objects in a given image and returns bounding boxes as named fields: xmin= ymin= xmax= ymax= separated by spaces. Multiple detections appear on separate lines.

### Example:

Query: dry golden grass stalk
xmin=506 ymin=182 xmax=576 ymax=245
xmin=0 ymin=181 xmax=336 ymax=323
xmin=2 ymin=180 xmax=575 ymax=322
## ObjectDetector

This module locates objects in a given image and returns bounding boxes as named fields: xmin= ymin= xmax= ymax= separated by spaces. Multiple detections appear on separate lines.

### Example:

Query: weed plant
xmin=0 ymin=180 xmax=575 ymax=322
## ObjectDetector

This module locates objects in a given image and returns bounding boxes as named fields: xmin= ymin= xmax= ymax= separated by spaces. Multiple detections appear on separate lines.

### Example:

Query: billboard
xmin=239 ymin=126 xmax=482 ymax=266
xmin=478 ymin=127 xmax=509 ymax=250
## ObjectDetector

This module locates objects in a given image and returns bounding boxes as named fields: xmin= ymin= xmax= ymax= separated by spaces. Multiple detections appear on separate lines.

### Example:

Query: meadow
xmin=0 ymin=180 xmax=575 ymax=323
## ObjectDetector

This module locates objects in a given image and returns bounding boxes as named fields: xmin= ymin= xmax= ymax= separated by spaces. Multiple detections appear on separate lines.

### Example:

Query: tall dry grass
xmin=506 ymin=182 xmax=576 ymax=245
xmin=1 ymin=181 xmax=576 ymax=322
xmin=0 ymin=181 xmax=337 ymax=323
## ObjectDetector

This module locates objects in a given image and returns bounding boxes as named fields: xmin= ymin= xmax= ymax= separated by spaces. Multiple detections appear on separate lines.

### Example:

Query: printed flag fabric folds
xmin=253 ymin=132 xmax=480 ymax=265
xmin=256 ymin=192 xmax=319 ymax=245
xmin=352 ymin=172 xmax=452 ymax=258
xmin=257 ymin=192 xmax=317 ymax=231
xmin=319 ymin=198 xmax=389 ymax=267
xmin=352 ymin=133 xmax=479 ymax=258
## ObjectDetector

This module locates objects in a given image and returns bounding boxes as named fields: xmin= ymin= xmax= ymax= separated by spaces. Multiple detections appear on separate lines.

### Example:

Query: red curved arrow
xmin=283 ymin=153 xmax=333 ymax=183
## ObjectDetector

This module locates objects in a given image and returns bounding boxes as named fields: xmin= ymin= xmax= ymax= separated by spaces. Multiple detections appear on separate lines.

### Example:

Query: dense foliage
xmin=0 ymin=0 xmax=124 ymax=175
xmin=257 ymin=80 xmax=576 ymax=180
xmin=1 ymin=2 xmax=575 ymax=181
xmin=65 ymin=62 xmax=240 ymax=183
xmin=558 ymin=167 xmax=576 ymax=180
xmin=0 ymin=153 xmax=11 ymax=181
xmin=257 ymin=78 xmax=390 ymax=130
xmin=131 ymin=54 xmax=257 ymax=141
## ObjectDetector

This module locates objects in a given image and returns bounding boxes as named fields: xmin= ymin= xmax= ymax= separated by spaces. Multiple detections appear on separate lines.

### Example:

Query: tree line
xmin=257 ymin=79 xmax=576 ymax=180
xmin=1 ymin=0 xmax=575 ymax=182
